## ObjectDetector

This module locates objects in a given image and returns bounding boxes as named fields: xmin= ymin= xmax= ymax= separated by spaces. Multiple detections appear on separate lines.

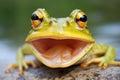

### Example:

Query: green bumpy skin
xmin=5 ymin=8 xmax=120 ymax=76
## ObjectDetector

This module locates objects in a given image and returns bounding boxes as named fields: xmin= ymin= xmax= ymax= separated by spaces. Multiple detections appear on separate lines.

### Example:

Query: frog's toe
xmin=23 ymin=61 xmax=29 ymax=70
xmin=110 ymin=61 xmax=120 ymax=66
xmin=80 ymin=58 xmax=102 ymax=68
xmin=18 ymin=63 xmax=25 ymax=76
xmin=17 ymin=60 xmax=36 ymax=76
xmin=19 ymin=70 xmax=24 ymax=76
xmin=80 ymin=63 xmax=88 ymax=68
xmin=98 ymin=61 xmax=108 ymax=69
xmin=5 ymin=63 xmax=25 ymax=76
xmin=25 ymin=60 xmax=41 ymax=68
xmin=5 ymin=63 xmax=18 ymax=73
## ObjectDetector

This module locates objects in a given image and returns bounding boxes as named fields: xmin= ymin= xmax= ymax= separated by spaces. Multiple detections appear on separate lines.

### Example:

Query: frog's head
xmin=26 ymin=8 xmax=95 ymax=68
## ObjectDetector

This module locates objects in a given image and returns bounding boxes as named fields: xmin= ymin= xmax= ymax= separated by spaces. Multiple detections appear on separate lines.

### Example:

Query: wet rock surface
xmin=1 ymin=62 xmax=120 ymax=80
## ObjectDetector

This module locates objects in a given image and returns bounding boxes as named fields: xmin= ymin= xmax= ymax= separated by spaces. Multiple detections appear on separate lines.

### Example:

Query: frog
xmin=5 ymin=8 xmax=120 ymax=76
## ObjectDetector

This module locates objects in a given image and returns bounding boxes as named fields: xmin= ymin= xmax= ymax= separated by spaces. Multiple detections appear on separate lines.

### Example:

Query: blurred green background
xmin=0 ymin=0 xmax=120 ymax=42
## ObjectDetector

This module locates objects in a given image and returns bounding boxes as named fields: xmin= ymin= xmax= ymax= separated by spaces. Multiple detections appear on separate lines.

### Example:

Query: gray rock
xmin=1 ymin=63 xmax=120 ymax=80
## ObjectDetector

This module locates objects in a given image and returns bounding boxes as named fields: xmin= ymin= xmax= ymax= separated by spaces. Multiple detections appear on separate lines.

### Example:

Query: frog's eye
xmin=31 ymin=10 xmax=43 ymax=29
xmin=75 ymin=11 xmax=87 ymax=28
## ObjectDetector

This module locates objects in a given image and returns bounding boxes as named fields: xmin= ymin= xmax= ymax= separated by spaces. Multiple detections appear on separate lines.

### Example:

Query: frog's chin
xmin=30 ymin=38 xmax=93 ymax=68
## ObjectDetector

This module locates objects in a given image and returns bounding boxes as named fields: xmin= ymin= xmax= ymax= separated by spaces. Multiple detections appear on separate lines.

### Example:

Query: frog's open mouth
xmin=30 ymin=38 xmax=93 ymax=68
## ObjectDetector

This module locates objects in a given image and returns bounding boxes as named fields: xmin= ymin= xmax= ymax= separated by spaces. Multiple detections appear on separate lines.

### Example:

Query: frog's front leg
xmin=5 ymin=43 xmax=41 ymax=76
xmin=80 ymin=43 xmax=120 ymax=69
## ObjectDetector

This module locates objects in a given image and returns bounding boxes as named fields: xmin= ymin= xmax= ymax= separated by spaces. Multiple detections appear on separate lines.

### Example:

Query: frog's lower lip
xmin=30 ymin=38 xmax=93 ymax=68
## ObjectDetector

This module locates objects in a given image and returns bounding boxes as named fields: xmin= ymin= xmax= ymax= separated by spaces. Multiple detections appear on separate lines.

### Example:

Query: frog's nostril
xmin=49 ymin=19 xmax=57 ymax=25
xmin=66 ymin=21 xmax=70 ymax=26
xmin=49 ymin=21 xmax=53 ymax=25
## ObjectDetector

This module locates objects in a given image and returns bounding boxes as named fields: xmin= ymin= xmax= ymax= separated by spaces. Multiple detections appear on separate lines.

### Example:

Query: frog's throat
xmin=29 ymin=38 xmax=93 ymax=68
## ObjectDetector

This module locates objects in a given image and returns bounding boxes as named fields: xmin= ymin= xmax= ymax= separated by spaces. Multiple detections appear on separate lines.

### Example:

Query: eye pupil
xmin=31 ymin=14 xmax=39 ymax=20
xmin=76 ymin=15 xmax=87 ymax=22
xmin=80 ymin=15 xmax=87 ymax=22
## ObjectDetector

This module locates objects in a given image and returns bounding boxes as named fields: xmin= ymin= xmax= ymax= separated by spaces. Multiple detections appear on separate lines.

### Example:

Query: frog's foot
xmin=5 ymin=60 xmax=41 ymax=76
xmin=80 ymin=57 xmax=118 ymax=69
xmin=98 ymin=60 xmax=120 ymax=69
xmin=80 ymin=57 xmax=103 ymax=68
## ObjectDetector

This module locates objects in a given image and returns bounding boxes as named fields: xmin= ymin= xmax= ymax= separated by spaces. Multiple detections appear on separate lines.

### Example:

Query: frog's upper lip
xmin=26 ymin=35 xmax=95 ymax=43
xmin=25 ymin=31 xmax=95 ymax=43
xmin=29 ymin=37 xmax=94 ymax=68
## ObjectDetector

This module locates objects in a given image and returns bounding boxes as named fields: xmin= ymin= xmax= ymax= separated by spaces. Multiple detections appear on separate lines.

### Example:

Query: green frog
xmin=5 ymin=8 xmax=120 ymax=76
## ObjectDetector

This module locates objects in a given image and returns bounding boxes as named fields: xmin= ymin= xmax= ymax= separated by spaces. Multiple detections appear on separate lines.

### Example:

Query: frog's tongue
xmin=42 ymin=45 xmax=72 ymax=62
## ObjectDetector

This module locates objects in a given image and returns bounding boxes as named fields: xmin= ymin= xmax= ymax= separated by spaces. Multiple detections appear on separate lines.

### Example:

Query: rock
xmin=1 ymin=62 xmax=120 ymax=80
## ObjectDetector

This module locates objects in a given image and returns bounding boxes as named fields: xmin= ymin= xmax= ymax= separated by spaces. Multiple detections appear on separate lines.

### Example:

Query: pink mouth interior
xmin=31 ymin=38 xmax=90 ymax=63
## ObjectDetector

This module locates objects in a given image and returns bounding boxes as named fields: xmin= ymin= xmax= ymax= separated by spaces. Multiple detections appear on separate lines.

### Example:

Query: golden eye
xmin=31 ymin=10 xmax=43 ymax=29
xmin=75 ymin=11 xmax=87 ymax=28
